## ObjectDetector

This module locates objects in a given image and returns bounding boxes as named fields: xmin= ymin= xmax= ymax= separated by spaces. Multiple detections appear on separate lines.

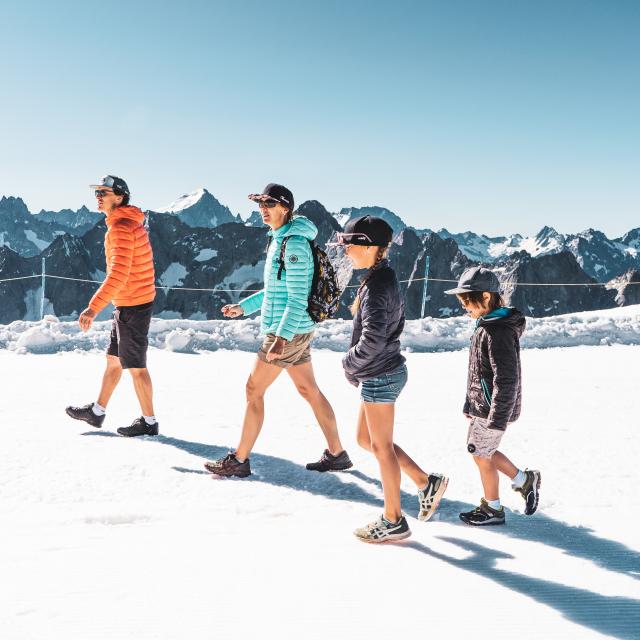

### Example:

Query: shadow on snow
xmin=82 ymin=430 xmax=640 ymax=638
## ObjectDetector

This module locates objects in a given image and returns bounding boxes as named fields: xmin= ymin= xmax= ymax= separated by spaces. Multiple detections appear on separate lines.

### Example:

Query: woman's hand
xmin=222 ymin=304 xmax=244 ymax=318
xmin=266 ymin=336 xmax=287 ymax=361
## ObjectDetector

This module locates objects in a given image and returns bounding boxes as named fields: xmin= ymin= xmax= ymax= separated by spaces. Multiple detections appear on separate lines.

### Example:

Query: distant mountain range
xmin=1 ymin=189 xmax=639 ymax=323
xmin=437 ymin=226 xmax=640 ymax=281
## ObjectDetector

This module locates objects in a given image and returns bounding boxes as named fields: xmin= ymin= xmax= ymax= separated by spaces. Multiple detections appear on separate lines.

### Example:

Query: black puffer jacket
xmin=342 ymin=260 xmax=406 ymax=384
xmin=464 ymin=308 xmax=526 ymax=430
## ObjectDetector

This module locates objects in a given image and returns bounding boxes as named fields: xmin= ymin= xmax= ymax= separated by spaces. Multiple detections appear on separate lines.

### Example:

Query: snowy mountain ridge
xmin=151 ymin=188 xmax=240 ymax=228
xmin=437 ymin=225 xmax=640 ymax=280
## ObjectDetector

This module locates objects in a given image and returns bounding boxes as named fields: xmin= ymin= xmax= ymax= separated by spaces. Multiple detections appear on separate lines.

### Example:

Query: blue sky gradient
xmin=1 ymin=0 xmax=638 ymax=236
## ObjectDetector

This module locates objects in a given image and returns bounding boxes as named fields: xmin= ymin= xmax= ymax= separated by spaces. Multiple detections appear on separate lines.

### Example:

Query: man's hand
xmin=266 ymin=336 xmax=287 ymax=362
xmin=79 ymin=308 xmax=96 ymax=332
xmin=222 ymin=304 xmax=244 ymax=318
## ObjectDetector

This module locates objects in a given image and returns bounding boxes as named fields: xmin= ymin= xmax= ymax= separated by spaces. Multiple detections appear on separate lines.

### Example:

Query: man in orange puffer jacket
xmin=65 ymin=175 xmax=159 ymax=437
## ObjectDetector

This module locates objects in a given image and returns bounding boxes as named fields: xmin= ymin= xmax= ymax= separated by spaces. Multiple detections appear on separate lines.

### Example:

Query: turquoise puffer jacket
xmin=239 ymin=216 xmax=317 ymax=341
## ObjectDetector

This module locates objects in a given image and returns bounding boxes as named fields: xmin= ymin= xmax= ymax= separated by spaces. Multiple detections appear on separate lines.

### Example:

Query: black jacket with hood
xmin=464 ymin=307 xmax=526 ymax=430
xmin=342 ymin=259 xmax=406 ymax=384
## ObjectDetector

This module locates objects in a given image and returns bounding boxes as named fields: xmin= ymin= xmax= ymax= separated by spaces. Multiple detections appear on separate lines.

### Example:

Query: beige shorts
xmin=466 ymin=417 xmax=505 ymax=459
xmin=257 ymin=332 xmax=314 ymax=368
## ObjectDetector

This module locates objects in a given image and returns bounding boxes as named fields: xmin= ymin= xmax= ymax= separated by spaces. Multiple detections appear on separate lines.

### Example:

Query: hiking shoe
xmin=65 ymin=403 xmax=105 ymax=428
xmin=204 ymin=453 xmax=251 ymax=478
xmin=513 ymin=469 xmax=541 ymax=515
xmin=354 ymin=514 xmax=411 ymax=543
xmin=459 ymin=499 xmax=506 ymax=526
xmin=306 ymin=449 xmax=353 ymax=472
xmin=117 ymin=417 xmax=159 ymax=437
xmin=417 ymin=473 xmax=449 ymax=522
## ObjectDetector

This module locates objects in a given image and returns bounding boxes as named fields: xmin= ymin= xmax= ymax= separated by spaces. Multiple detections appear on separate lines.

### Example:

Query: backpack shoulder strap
xmin=277 ymin=236 xmax=289 ymax=280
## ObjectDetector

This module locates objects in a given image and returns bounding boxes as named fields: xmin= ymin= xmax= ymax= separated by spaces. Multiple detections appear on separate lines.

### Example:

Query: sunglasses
xmin=257 ymin=199 xmax=279 ymax=209
xmin=329 ymin=232 xmax=375 ymax=246
xmin=94 ymin=189 xmax=114 ymax=197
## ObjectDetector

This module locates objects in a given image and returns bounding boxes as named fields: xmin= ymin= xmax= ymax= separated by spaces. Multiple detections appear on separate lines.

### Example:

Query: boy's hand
xmin=78 ymin=308 xmax=96 ymax=332
xmin=266 ymin=336 xmax=287 ymax=361
xmin=222 ymin=304 xmax=244 ymax=318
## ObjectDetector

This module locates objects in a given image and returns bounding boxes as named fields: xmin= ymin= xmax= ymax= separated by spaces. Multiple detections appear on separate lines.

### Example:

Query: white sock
xmin=92 ymin=403 xmax=106 ymax=416
xmin=487 ymin=499 xmax=501 ymax=510
xmin=143 ymin=415 xmax=157 ymax=425
xmin=511 ymin=469 xmax=526 ymax=488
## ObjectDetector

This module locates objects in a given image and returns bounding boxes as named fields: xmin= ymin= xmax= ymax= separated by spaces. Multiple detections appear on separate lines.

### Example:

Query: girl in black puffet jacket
xmin=337 ymin=216 xmax=448 ymax=543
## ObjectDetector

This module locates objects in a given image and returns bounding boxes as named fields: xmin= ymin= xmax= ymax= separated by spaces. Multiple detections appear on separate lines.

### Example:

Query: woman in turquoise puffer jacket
xmin=204 ymin=184 xmax=352 ymax=478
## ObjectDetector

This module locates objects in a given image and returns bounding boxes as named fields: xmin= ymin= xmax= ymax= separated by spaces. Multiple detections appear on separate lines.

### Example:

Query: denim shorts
xmin=360 ymin=364 xmax=408 ymax=404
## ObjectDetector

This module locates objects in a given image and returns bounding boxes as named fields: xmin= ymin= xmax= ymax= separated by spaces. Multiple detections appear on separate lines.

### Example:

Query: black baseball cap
xmin=248 ymin=183 xmax=294 ymax=211
xmin=444 ymin=266 xmax=501 ymax=295
xmin=90 ymin=175 xmax=130 ymax=197
xmin=330 ymin=215 xmax=394 ymax=246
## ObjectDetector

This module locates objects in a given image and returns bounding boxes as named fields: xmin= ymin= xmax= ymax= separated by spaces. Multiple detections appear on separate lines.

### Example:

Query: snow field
xmin=1 ymin=346 xmax=639 ymax=639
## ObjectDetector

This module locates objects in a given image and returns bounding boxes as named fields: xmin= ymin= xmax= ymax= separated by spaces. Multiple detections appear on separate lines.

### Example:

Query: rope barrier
xmin=1 ymin=272 xmax=637 ymax=290
xmin=0 ymin=275 xmax=41 ymax=283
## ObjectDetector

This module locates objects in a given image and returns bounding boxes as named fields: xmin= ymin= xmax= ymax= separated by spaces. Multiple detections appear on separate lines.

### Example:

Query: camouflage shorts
xmin=466 ymin=417 xmax=504 ymax=458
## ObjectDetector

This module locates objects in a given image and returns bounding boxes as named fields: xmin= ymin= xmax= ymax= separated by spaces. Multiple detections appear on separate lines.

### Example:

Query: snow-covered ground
xmin=2 ymin=344 xmax=639 ymax=639
xmin=3 ymin=304 xmax=640 ymax=355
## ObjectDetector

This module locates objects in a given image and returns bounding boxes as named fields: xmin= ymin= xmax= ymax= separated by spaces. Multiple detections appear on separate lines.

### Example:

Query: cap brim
xmin=444 ymin=287 xmax=473 ymax=295
xmin=90 ymin=185 xmax=114 ymax=191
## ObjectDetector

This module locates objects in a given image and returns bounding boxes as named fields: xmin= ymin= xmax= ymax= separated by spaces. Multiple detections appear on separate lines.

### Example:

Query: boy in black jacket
xmin=446 ymin=267 xmax=541 ymax=525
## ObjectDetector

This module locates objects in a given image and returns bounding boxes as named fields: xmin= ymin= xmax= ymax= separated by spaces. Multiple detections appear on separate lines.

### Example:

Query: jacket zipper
xmin=481 ymin=377 xmax=493 ymax=407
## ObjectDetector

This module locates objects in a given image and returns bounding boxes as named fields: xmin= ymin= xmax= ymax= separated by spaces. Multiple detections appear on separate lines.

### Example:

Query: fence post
xmin=40 ymin=257 xmax=46 ymax=320
xmin=420 ymin=254 xmax=430 ymax=318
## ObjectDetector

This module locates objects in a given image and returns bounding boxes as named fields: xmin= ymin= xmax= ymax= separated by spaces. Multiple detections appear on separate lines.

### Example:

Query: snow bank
xmin=2 ymin=305 xmax=639 ymax=355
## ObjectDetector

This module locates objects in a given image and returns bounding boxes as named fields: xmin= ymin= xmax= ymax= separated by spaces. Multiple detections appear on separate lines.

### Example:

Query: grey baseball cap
xmin=445 ymin=266 xmax=501 ymax=295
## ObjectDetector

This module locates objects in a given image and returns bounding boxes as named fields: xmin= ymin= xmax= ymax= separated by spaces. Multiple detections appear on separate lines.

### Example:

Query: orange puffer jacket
xmin=88 ymin=206 xmax=156 ymax=314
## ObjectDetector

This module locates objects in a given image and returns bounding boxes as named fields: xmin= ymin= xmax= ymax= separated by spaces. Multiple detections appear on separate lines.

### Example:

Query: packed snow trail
xmin=1 ymin=347 xmax=639 ymax=639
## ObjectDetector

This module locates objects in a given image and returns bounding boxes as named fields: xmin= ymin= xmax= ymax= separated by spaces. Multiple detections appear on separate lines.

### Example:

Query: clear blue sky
xmin=1 ymin=0 xmax=638 ymax=237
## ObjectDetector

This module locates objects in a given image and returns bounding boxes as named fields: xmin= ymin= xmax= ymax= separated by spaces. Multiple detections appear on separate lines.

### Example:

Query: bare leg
xmin=473 ymin=455 xmax=500 ymax=502
xmin=287 ymin=362 xmax=344 ymax=455
xmin=97 ymin=355 xmax=123 ymax=408
xmin=492 ymin=450 xmax=519 ymax=480
xmin=128 ymin=367 xmax=155 ymax=416
xmin=363 ymin=402 xmax=402 ymax=522
xmin=235 ymin=358 xmax=283 ymax=461
xmin=356 ymin=403 xmax=429 ymax=489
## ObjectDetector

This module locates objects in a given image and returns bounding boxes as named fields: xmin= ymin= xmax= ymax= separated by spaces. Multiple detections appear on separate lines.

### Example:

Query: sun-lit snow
xmin=155 ymin=188 xmax=207 ymax=213
xmin=1 ymin=344 xmax=638 ymax=639
xmin=158 ymin=262 xmax=188 ymax=288
xmin=3 ymin=305 xmax=640 ymax=355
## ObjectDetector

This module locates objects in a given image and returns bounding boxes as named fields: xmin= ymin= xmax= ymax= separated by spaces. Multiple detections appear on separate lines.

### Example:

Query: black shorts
xmin=107 ymin=302 xmax=153 ymax=369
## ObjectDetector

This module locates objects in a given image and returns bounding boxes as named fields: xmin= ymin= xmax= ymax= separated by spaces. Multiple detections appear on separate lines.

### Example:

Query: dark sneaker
xmin=354 ymin=514 xmax=411 ymax=543
xmin=204 ymin=453 xmax=251 ymax=478
xmin=65 ymin=403 xmax=105 ymax=428
xmin=117 ymin=417 xmax=159 ymax=437
xmin=306 ymin=449 xmax=353 ymax=472
xmin=459 ymin=499 xmax=506 ymax=526
xmin=417 ymin=473 xmax=449 ymax=522
xmin=513 ymin=469 xmax=541 ymax=515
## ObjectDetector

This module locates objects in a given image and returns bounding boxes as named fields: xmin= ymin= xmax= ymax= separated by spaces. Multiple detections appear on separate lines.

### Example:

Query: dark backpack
xmin=268 ymin=236 xmax=342 ymax=322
